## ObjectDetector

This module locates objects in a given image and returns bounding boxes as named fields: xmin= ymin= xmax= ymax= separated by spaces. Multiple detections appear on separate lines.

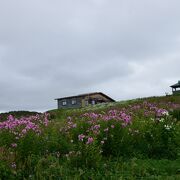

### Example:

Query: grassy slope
xmin=49 ymin=95 xmax=180 ymax=121
xmin=46 ymin=95 xmax=180 ymax=179
xmin=1 ymin=96 xmax=179 ymax=179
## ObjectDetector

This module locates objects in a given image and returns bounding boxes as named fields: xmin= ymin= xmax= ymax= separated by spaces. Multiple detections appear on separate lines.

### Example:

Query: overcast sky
xmin=0 ymin=0 xmax=180 ymax=112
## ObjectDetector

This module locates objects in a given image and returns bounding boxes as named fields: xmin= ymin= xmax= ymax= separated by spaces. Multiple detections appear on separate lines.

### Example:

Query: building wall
xmin=57 ymin=94 xmax=114 ymax=109
xmin=57 ymin=97 xmax=82 ymax=109
xmin=86 ymin=94 xmax=113 ymax=102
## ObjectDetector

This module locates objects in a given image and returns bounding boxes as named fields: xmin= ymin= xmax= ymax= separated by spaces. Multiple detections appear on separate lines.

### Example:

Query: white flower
xmin=162 ymin=110 xmax=169 ymax=116
xmin=159 ymin=118 xmax=164 ymax=122
xmin=164 ymin=124 xmax=172 ymax=130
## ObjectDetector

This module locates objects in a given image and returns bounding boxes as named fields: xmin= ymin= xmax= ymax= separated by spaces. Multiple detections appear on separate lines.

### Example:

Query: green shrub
xmin=0 ymin=161 xmax=15 ymax=179
xmin=171 ymin=109 xmax=180 ymax=121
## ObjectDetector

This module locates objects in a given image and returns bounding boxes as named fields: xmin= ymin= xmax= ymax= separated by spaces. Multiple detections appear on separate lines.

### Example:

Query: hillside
xmin=0 ymin=111 xmax=41 ymax=122
xmin=0 ymin=95 xmax=180 ymax=179
xmin=49 ymin=95 xmax=180 ymax=121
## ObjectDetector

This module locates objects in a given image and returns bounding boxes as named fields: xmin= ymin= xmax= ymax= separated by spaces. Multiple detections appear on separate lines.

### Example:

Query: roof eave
xmin=170 ymin=84 xmax=180 ymax=88
xmin=55 ymin=92 xmax=116 ymax=102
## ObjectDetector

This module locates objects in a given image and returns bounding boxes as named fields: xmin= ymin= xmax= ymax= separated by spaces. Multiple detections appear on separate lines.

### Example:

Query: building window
xmin=85 ymin=100 xmax=89 ymax=106
xmin=72 ymin=99 xmax=76 ymax=105
xmin=92 ymin=100 xmax=95 ymax=105
xmin=62 ymin=100 xmax=67 ymax=106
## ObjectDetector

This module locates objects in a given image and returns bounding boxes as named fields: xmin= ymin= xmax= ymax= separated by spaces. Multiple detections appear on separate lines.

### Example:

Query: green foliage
xmin=16 ymin=132 xmax=44 ymax=161
xmin=0 ymin=130 xmax=15 ymax=147
xmin=43 ymin=123 xmax=72 ymax=155
xmin=142 ymin=117 xmax=178 ymax=159
xmin=0 ymin=95 xmax=180 ymax=179
xmin=171 ymin=109 xmax=180 ymax=120
xmin=35 ymin=155 xmax=62 ymax=179
xmin=0 ymin=161 xmax=15 ymax=179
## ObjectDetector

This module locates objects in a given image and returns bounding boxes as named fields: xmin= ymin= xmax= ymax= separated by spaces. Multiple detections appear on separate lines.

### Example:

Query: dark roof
xmin=55 ymin=92 xmax=115 ymax=102
xmin=170 ymin=80 xmax=180 ymax=88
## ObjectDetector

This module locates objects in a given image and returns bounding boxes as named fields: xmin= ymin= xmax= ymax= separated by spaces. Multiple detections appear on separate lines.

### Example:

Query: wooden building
xmin=55 ymin=92 xmax=115 ymax=109
xmin=170 ymin=81 xmax=180 ymax=95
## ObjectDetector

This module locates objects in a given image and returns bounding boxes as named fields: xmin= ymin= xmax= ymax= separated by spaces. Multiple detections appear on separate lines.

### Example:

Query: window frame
xmin=62 ymin=100 xmax=67 ymax=106
xmin=71 ymin=99 xmax=77 ymax=105
xmin=91 ymin=100 xmax=95 ymax=105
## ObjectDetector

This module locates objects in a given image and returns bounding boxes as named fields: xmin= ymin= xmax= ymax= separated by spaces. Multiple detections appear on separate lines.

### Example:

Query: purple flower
xmin=94 ymin=124 xmax=100 ymax=130
xmin=72 ymin=123 xmax=77 ymax=128
xmin=156 ymin=108 xmax=169 ymax=117
xmin=104 ymin=128 xmax=109 ymax=132
xmin=78 ymin=134 xmax=85 ymax=141
xmin=86 ymin=137 xmax=94 ymax=144
xmin=8 ymin=115 xmax=14 ymax=121
xmin=11 ymin=162 xmax=16 ymax=169
xmin=22 ymin=129 xmax=27 ymax=134
xmin=11 ymin=143 xmax=17 ymax=148
xmin=0 ymin=113 xmax=50 ymax=139
xmin=111 ymin=125 xmax=115 ymax=129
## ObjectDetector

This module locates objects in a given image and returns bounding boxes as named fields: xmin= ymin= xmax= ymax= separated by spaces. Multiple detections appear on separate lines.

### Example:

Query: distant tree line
xmin=0 ymin=111 xmax=41 ymax=122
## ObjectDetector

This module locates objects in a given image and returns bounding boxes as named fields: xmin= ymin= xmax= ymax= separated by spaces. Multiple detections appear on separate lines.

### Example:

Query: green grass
xmin=0 ymin=95 xmax=180 ymax=179
xmin=48 ymin=95 xmax=180 ymax=121
xmin=65 ymin=158 xmax=180 ymax=179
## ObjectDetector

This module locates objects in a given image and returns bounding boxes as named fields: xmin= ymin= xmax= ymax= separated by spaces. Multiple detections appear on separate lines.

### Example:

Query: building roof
xmin=170 ymin=80 xmax=180 ymax=88
xmin=55 ymin=92 xmax=115 ymax=102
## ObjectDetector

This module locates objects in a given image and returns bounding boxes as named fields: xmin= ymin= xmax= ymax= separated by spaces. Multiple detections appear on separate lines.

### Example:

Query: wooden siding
xmin=56 ymin=92 xmax=115 ymax=109
xmin=57 ymin=97 xmax=82 ymax=109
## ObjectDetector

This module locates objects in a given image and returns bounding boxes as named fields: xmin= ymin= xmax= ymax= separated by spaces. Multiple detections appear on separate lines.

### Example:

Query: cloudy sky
xmin=0 ymin=0 xmax=180 ymax=112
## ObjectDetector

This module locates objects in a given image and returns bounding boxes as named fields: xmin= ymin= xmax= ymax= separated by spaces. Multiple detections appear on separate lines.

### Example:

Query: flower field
xmin=0 ymin=96 xmax=180 ymax=179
